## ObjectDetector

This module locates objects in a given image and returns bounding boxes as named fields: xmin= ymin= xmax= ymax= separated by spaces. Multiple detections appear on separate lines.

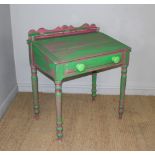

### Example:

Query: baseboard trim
xmin=0 ymin=85 xmax=18 ymax=119
xmin=0 ymin=83 xmax=154 ymax=118
xmin=18 ymin=83 xmax=155 ymax=96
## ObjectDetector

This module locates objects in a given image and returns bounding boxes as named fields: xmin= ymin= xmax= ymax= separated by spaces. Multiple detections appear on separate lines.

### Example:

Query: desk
xmin=27 ymin=24 xmax=131 ymax=141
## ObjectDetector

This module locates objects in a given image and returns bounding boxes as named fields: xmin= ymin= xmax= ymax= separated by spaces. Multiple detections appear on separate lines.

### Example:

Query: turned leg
xmin=55 ymin=81 xmax=63 ymax=142
xmin=119 ymin=65 xmax=128 ymax=119
xmin=92 ymin=71 xmax=97 ymax=101
xmin=31 ymin=66 xmax=40 ymax=119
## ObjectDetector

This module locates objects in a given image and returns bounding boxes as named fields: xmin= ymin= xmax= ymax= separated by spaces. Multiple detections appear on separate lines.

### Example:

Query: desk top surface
xmin=32 ymin=32 xmax=131 ymax=64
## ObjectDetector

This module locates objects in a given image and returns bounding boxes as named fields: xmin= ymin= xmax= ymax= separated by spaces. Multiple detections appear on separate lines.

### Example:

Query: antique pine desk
xmin=27 ymin=24 xmax=131 ymax=141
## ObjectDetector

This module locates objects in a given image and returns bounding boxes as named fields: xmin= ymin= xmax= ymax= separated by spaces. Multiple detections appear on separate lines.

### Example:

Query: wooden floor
xmin=0 ymin=93 xmax=155 ymax=151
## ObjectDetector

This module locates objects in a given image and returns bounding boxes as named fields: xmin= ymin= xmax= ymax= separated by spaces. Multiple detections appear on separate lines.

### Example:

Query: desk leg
xmin=92 ymin=71 xmax=97 ymax=101
xmin=31 ymin=66 xmax=40 ymax=119
xmin=55 ymin=81 xmax=63 ymax=141
xmin=119 ymin=65 xmax=128 ymax=119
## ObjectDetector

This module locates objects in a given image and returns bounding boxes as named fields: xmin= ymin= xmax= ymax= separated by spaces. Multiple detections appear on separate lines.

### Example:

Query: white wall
xmin=10 ymin=4 xmax=155 ymax=95
xmin=0 ymin=5 xmax=18 ymax=118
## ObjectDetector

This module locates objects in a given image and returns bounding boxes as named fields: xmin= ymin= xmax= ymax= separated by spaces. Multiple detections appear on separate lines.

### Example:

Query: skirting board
xmin=0 ymin=85 xmax=18 ymax=119
xmin=18 ymin=83 xmax=155 ymax=96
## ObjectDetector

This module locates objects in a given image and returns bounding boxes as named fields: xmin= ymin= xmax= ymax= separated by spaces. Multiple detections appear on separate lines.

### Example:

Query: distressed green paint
xmin=55 ymin=85 xmax=62 ymax=89
xmin=55 ymin=65 xmax=64 ymax=81
xmin=56 ymin=93 xmax=62 ymax=96
xmin=57 ymin=133 xmax=63 ymax=138
xmin=125 ymin=51 xmax=130 ymax=65
xmin=57 ymin=127 xmax=63 ymax=131
xmin=119 ymin=65 xmax=128 ymax=118
xmin=55 ymin=82 xmax=63 ymax=140
xmin=63 ymin=52 xmax=122 ymax=79
xmin=57 ymin=121 xmax=63 ymax=124
xmin=57 ymin=116 xmax=63 ymax=124
xmin=28 ymin=40 xmax=40 ymax=115
xmin=32 ymin=32 xmax=130 ymax=63
xmin=28 ymin=32 xmax=130 ymax=82
xmin=92 ymin=72 xmax=97 ymax=100
xmin=32 ymin=45 xmax=51 ymax=72
xmin=28 ymin=25 xmax=131 ymax=140
xmin=31 ymin=68 xmax=40 ymax=114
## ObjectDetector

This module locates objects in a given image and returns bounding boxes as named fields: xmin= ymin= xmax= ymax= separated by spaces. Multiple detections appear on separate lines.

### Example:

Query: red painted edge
xmin=28 ymin=23 xmax=99 ymax=39
xmin=55 ymin=83 xmax=61 ymax=86
xmin=64 ymin=70 xmax=75 ymax=75
xmin=51 ymin=70 xmax=55 ymax=77
xmin=56 ymin=90 xmax=62 ymax=93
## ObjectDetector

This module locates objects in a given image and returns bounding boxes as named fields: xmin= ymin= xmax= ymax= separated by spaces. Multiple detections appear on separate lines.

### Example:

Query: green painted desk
xmin=27 ymin=24 xmax=131 ymax=141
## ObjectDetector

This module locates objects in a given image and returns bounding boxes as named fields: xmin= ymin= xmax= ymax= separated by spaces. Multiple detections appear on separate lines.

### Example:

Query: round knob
xmin=76 ymin=64 xmax=85 ymax=72
xmin=112 ymin=56 xmax=121 ymax=64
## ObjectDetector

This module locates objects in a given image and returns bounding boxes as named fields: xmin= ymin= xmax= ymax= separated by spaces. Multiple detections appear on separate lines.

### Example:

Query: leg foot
xmin=57 ymin=137 xmax=63 ymax=143
xmin=119 ymin=113 xmax=123 ymax=119
xmin=33 ymin=113 xmax=40 ymax=120
xmin=56 ymin=126 xmax=63 ymax=143
xmin=92 ymin=96 xmax=96 ymax=101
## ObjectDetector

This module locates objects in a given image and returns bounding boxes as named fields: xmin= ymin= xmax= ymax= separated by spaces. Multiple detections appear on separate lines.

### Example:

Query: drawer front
xmin=64 ymin=52 xmax=122 ymax=77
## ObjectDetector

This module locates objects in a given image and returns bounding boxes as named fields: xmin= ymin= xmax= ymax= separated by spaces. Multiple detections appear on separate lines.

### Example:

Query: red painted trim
xmin=35 ymin=30 xmax=97 ymax=40
xmin=57 ymin=131 xmax=63 ymax=135
xmin=64 ymin=70 xmax=75 ymax=75
xmin=56 ymin=90 xmax=62 ymax=93
xmin=122 ymin=50 xmax=126 ymax=65
xmin=44 ymin=55 xmax=49 ymax=62
xmin=57 ymin=130 xmax=62 ymax=133
xmin=31 ymin=66 xmax=36 ymax=70
xmin=32 ymin=72 xmax=37 ymax=76
xmin=51 ymin=70 xmax=55 ymax=77
xmin=29 ymin=23 xmax=98 ymax=34
xmin=55 ymin=83 xmax=61 ymax=86
xmin=28 ymin=23 xmax=99 ymax=40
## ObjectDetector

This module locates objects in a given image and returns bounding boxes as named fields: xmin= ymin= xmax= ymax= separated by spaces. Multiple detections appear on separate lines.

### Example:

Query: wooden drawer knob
xmin=112 ymin=56 xmax=121 ymax=64
xmin=76 ymin=64 xmax=86 ymax=72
